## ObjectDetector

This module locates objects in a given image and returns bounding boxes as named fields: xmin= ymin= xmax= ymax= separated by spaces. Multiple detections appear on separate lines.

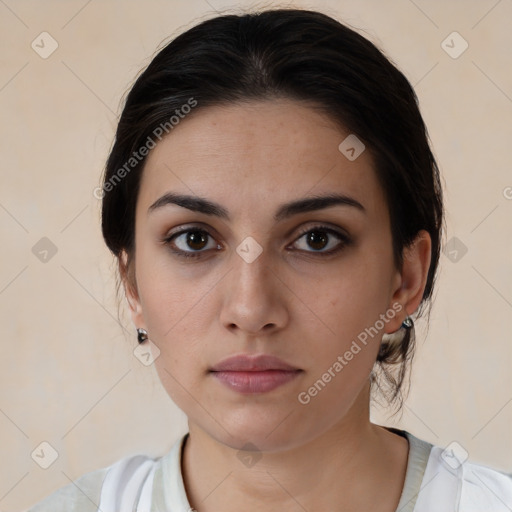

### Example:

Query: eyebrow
xmin=147 ymin=192 xmax=366 ymax=221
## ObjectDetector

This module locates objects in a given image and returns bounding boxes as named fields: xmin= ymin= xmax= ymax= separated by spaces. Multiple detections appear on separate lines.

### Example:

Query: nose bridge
xmin=220 ymin=242 xmax=286 ymax=333
xmin=231 ymin=243 xmax=273 ymax=299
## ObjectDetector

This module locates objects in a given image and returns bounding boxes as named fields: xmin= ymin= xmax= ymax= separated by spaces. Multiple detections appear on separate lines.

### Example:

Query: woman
xmin=28 ymin=8 xmax=512 ymax=512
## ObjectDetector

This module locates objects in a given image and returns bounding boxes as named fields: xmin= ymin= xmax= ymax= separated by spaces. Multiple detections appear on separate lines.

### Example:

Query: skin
xmin=121 ymin=99 xmax=432 ymax=511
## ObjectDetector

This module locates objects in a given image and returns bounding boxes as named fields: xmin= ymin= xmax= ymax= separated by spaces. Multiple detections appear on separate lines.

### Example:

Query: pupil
xmin=308 ymin=231 xmax=327 ymax=250
xmin=187 ymin=231 xmax=207 ymax=250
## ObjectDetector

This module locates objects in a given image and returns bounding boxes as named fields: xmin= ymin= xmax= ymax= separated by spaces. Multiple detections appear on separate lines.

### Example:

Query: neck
xmin=181 ymin=383 xmax=408 ymax=512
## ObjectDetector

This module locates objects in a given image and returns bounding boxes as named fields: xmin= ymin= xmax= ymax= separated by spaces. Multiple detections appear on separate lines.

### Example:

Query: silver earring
xmin=402 ymin=316 xmax=413 ymax=329
xmin=137 ymin=328 xmax=148 ymax=343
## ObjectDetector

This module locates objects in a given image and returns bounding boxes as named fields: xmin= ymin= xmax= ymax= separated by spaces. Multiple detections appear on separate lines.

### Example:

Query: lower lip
xmin=211 ymin=370 xmax=302 ymax=393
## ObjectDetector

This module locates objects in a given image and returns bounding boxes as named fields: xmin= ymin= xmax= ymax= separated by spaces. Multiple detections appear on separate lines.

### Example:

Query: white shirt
xmin=27 ymin=429 xmax=512 ymax=511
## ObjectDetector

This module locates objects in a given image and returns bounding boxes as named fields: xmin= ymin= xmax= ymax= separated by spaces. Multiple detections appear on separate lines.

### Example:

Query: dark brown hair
xmin=100 ymin=8 xmax=444 ymax=412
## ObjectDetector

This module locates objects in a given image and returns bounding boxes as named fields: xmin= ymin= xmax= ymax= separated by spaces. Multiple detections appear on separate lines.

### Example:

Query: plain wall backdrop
xmin=1 ymin=0 xmax=511 ymax=510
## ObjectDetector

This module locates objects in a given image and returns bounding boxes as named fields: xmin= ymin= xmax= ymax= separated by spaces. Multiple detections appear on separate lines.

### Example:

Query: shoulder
xmin=26 ymin=453 xmax=158 ymax=512
xmin=458 ymin=452 xmax=512 ymax=509
xmin=405 ymin=432 xmax=512 ymax=511
xmin=26 ymin=465 xmax=109 ymax=512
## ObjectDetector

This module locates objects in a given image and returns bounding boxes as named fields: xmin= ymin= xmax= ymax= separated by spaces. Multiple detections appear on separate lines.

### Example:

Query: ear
xmin=384 ymin=230 xmax=432 ymax=334
xmin=119 ymin=250 xmax=145 ymax=330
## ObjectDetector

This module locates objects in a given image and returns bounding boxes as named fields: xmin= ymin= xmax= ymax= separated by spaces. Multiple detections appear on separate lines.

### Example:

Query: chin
xmin=200 ymin=415 xmax=316 ymax=455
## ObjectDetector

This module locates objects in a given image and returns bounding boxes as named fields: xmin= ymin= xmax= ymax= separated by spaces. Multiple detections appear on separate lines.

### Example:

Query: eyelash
xmin=162 ymin=224 xmax=351 ymax=260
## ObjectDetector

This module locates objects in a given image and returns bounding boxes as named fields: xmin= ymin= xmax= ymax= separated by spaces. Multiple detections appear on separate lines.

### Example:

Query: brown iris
xmin=186 ymin=230 xmax=209 ymax=250
xmin=306 ymin=231 xmax=328 ymax=251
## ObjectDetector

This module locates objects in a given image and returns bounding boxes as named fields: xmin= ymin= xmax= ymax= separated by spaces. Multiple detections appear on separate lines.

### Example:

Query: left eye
xmin=292 ymin=227 xmax=347 ymax=253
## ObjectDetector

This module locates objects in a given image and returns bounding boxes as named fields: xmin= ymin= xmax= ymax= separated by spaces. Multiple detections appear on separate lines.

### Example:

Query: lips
xmin=209 ymin=354 xmax=302 ymax=394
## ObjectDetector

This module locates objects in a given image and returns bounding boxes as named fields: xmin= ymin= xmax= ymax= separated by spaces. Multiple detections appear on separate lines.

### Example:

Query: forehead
xmin=138 ymin=99 xmax=385 ymax=219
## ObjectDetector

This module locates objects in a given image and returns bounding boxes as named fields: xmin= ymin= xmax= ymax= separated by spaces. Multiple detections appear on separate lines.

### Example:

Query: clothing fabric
xmin=27 ymin=428 xmax=512 ymax=511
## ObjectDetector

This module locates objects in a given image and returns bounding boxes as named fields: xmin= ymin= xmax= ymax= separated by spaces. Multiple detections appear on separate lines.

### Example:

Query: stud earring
xmin=402 ymin=316 xmax=413 ymax=329
xmin=137 ymin=328 xmax=148 ymax=343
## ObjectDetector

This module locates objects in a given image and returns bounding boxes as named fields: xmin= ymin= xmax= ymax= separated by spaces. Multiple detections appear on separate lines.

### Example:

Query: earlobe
xmin=385 ymin=230 xmax=432 ymax=333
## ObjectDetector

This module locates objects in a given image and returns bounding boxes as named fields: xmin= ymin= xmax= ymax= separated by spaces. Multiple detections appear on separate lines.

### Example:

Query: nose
xmin=219 ymin=248 xmax=289 ymax=336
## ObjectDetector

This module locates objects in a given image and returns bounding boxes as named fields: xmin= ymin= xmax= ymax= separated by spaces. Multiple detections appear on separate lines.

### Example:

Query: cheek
xmin=298 ymin=254 xmax=393 ymax=373
xmin=148 ymin=307 xmax=208 ymax=414
xmin=135 ymin=242 xmax=214 ymax=339
xmin=307 ymin=257 xmax=391 ymax=331
xmin=295 ymin=288 xmax=385 ymax=420
xmin=135 ymin=265 xmax=208 ymax=379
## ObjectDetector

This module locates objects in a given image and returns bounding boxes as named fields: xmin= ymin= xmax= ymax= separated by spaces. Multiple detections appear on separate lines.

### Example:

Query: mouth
xmin=209 ymin=354 xmax=303 ymax=394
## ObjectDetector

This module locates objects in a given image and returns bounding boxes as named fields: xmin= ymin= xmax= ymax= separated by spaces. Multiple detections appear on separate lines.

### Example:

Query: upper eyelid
xmin=165 ymin=222 xmax=346 ymax=236
xmin=164 ymin=222 xmax=221 ymax=242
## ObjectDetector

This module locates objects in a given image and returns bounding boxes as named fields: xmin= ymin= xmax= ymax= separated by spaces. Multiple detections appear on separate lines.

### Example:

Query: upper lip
xmin=210 ymin=354 xmax=300 ymax=372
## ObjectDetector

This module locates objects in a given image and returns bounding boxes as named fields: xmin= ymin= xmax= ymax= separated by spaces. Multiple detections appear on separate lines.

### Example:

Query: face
xmin=124 ymin=99 xmax=411 ymax=452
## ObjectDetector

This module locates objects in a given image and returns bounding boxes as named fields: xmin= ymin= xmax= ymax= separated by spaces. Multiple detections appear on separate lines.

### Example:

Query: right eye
xmin=163 ymin=228 xmax=221 ymax=259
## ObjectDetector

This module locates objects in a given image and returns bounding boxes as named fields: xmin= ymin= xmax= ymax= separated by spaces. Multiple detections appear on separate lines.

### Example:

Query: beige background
xmin=1 ymin=0 xmax=511 ymax=510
